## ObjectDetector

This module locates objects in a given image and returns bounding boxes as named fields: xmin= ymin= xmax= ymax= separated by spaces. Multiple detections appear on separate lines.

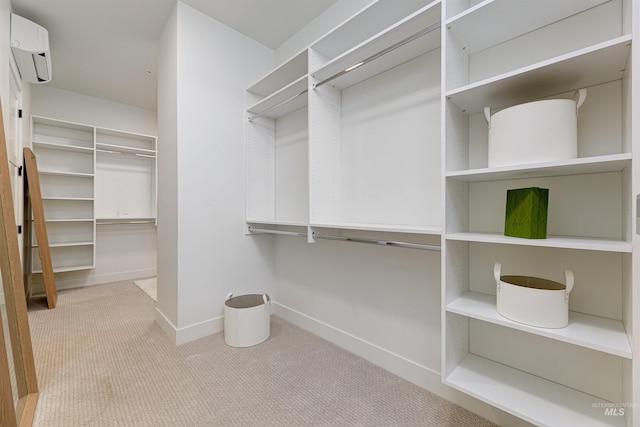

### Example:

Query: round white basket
xmin=224 ymin=293 xmax=271 ymax=347
xmin=494 ymin=262 xmax=574 ymax=329
xmin=485 ymin=89 xmax=586 ymax=168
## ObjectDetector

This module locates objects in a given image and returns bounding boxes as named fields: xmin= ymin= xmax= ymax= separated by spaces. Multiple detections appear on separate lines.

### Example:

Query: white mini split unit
xmin=10 ymin=13 xmax=52 ymax=83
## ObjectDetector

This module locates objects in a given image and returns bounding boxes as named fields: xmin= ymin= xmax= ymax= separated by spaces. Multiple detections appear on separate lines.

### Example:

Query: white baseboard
xmin=154 ymin=306 xmax=223 ymax=346
xmin=273 ymin=302 xmax=525 ymax=426
xmin=65 ymin=268 xmax=158 ymax=289
xmin=273 ymin=302 xmax=439 ymax=386
xmin=154 ymin=307 xmax=177 ymax=343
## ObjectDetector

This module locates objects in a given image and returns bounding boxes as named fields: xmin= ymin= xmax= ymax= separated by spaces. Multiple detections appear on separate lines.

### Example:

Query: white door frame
xmin=8 ymin=56 xmax=24 ymax=265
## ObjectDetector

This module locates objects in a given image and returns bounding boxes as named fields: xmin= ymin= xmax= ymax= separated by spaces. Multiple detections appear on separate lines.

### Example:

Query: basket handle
xmin=575 ymin=88 xmax=587 ymax=114
xmin=263 ymin=293 xmax=271 ymax=313
xmin=484 ymin=106 xmax=492 ymax=129
xmin=564 ymin=270 xmax=574 ymax=297
xmin=225 ymin=292 xmax=233 ymax=301
xmin=494 ymin=262 xmax=502 ymax=292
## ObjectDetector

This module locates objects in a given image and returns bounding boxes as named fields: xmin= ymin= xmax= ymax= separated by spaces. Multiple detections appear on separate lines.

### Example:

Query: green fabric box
xmin=504 ymin=187 xmax=549 ymax=239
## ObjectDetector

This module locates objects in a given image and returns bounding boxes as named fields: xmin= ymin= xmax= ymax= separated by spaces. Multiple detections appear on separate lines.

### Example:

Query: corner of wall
xmin=274 ymin=0 xmax=374 ymax=65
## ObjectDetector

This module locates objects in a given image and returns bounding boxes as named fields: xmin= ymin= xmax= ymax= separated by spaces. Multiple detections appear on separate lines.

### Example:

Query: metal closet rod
xmin=96 ymin=148 xmax=156 ymax=159
xmin=313 ymin=232 xmax=441 ymax=252
xmin=248 ymin=88 xmax=308 ymax=123
xmin=314 ymin=21 xmax=441 ymax=89
xmin=248 ymin=226 xmax=307 ymax=237
xmin=247 ymin=21 xmax=440 ymax=122
xmin=97 ymin=220 xmax=156 ymax=225
xmin=246 ymin=227 xmax=440 ymax=252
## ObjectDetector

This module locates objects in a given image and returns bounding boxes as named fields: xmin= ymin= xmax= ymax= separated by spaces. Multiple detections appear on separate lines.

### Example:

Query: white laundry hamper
xmin=224 ymin=293 xmax=271 ymax=347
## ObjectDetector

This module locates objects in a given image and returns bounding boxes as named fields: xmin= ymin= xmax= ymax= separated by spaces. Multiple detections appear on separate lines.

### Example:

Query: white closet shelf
xmin=32 ymin=140 xmax=94 ymax=153
xmin=446 ymin=232 xmax=632 ymax=253
xmin=246 ymin=219 xmax=308 ymax=227
xmin=32 ymin=115 xmax=93 ymax=130
xmin=446 ymin=354 xmax=625 ymax=427
xmin=41 ymin=196 xmax=94 ymax=201
xmin=311 ymin=2 xmax=441 ymax=90
xmin=96 ymin=142 xmax=156 ymax=157
xmin=447 ymin=292 xmax=631 ymax=358
xmin=34 ymin=264 xmax=95 ymax=274
xmin=446 ymin=0 xmax=609 ymax=54
xmin=96 ymin=218 xmax=156 ymax=225
xmin=445 ymin=153 xmax=632 ymax=182
xmin=38 ymin=170 xmax=94 ymax=178
xmin=33 ymin=241 xmax=94 ymax=249
xmin=247 ymin=75 xmax=308 ymax=120
xmin=247 ymin=49 xmax=308 ymax=97
xmin=311 ymin=222 xmax=441 ymax=235
xmin=312 ymin=0 xmax=436 ymax=59
xmin=44 ymin=218 xmax=94 ymax=223
xmin=445 ymin=35 xmax=631 ymax=114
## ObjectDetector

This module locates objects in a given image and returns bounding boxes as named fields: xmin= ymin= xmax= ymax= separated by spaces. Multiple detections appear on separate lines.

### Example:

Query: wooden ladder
xmin=23 ymin=147 xmax=56 ymax=309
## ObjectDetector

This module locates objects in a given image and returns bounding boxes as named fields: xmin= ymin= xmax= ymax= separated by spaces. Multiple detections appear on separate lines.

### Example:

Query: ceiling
xmin=9 ymin=0 xmax=338 ymax=110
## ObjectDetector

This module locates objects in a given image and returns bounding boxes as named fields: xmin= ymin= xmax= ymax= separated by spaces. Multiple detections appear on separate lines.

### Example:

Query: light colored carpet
xmin=133 ymin=277 xmax=157 ymax=301
xmin=26 ymin=281 xmax=497 ymax=426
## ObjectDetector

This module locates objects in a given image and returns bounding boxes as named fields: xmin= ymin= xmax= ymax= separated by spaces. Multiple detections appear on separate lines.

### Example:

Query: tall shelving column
xmin=307 ymin=0 xmax=441 ymax=238
xmin=245 ymin=49 xmax=309 ymax=235
xmin=30 ymin=116 xmax=96 ymax=273
xmin=95 ymin=128 xmax=157 ymax=224
xmin=441 ymin=0 xmax=636 ymax=426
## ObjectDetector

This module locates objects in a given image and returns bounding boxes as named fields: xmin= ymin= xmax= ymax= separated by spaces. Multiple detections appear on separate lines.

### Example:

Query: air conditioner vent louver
xmin=10 ymin=13 xmax=52 ymax=84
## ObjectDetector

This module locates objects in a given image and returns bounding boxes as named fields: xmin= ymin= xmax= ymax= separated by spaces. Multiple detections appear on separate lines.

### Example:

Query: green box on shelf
xmin=504 ymin=187 xmax=549 ymax=239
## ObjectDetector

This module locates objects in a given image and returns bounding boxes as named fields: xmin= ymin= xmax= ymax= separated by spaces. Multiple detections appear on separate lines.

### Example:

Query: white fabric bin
xmin=224 ymin=293 xmax=271 ymax=347
xmin=485 ymin=89 xmax=586 ymax=168
xmin=494 ymin=262 xmax=574 ymax=329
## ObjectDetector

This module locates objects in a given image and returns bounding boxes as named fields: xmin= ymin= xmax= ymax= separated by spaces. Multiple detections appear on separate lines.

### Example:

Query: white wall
xmin=275 ymin=0 xmax=373 ymax=65
xmin=29 ymin=85 xmax=158 ymax=289
xmin=30 ymin=85 xmax=156 ymax=135
xmin=155 ymin=1 xmax=275 ymax=345
xmin=156 ymin=3 xmax=179 ymax=335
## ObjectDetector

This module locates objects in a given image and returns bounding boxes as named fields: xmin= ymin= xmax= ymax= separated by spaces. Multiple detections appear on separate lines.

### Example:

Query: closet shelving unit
xmin=307 ymin=0 xmax=442 ymax=237
xmin=442 ymin=0 xmax=635 ymax=425
xmin=31 ymin=116 xmax=96 ymax=272
xmin=30 ymin=116 xmax=157 ymax=274
xmin=245 ymin=0 xmax=638 ymax=424
xmin=245 ymin=49 xmax=309 ymax=233
xmin=95 ymin=128 xmax=157 ymax=223
xmin=245 ymin=0 xmax=443 ymax=243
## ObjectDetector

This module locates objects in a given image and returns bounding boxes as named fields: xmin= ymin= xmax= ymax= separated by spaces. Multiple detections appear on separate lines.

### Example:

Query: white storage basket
xmin=494 ymin=262 xmax=574 ymax=328
xmin=485 ymin=89 xmax=586 ymax=168
xmin=224 ymin=293 xmax=271 ymax=347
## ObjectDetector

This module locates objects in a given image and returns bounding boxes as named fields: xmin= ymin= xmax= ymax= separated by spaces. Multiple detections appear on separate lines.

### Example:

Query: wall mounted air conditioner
xmin=10 ymin=13 xmax=52 ymax=83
